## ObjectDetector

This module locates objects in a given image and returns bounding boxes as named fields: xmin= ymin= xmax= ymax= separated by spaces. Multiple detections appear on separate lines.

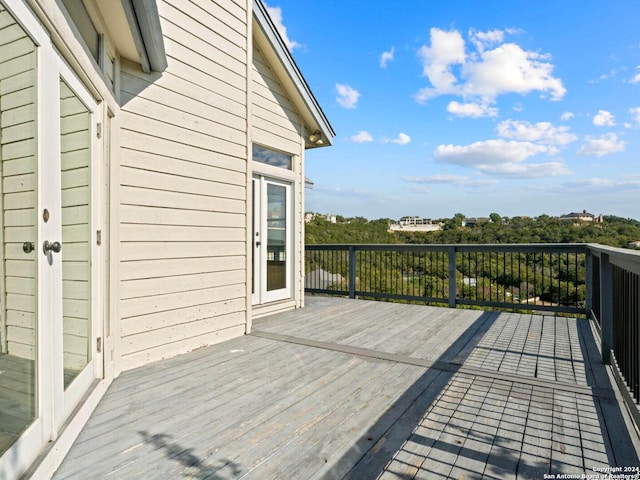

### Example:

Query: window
xmin=61 ymin=0 xmax=100 ymax=62
xmin=252 ymin=144 xmax=292 ymax=170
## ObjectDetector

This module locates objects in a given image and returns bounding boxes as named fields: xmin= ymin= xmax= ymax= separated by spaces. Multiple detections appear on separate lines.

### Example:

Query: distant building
xmin=389 ymin=216 xmax=442 ymax=232
xmin=304 ymin=212 xmax=337 ymax=223
xmin=558 ymin=210 xmax=603 ymax=223
xmin=398 ymin=216 xmax=433 ymax=226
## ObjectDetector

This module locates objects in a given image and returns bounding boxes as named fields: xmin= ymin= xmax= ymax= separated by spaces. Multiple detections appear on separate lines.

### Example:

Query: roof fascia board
xmin=253 ymin=0 xmax=334 ymax=145
xmin=121 ymin=0 xmax=167 ymax=73
xmin=120 ymin=0 xmax=150 ymax=72
xmin=131 ymin=0 xmax=167 ymax=72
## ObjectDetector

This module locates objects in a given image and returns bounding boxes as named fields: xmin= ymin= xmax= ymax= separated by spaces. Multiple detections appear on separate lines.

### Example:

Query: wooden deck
xmin=0 ymin=353 xmax=34 ymax=453
xmin=52 ymin=296 xmax=639 ymax=479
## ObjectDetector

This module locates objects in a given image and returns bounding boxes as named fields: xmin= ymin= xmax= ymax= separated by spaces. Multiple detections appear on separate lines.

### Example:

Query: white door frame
xmin=0 ymin=1 xmax=103 ymax=476
xmin=0 ymin=2 xmax=56 ymax=477
xmin=252 ymin=176 xmax=293 ymax=305
xmin=54 ymin=55 xmax=102 ymax=430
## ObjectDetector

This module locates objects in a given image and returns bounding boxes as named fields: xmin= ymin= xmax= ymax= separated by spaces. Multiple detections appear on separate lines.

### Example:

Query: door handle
xmin=23 ymin=242 xmax=35 ymax=254
xmin=256 ymin=241 xmax=261 ymax=247
xmin=43 ymin=240 xmax=62 ymax=254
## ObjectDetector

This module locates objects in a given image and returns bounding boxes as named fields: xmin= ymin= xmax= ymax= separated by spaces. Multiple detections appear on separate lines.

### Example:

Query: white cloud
xmin=415 ymin=28 xmax=565 ymax=107
xmin=561 ymin=178 xmax=640 ymax=192
xmin=469 ymin=28 xmax=504 ymax=52
xmin=447 ymin=101 xmax=498 ymax=118
xmin=350 ymin=130 xmax=373 ymax=143
xmin=590 ymin=69 xmax=619 ymax=84
xmin=415 ymin=28 xmax=466 ymax=102
xmin=505 ymin=27 xmax=525 ymax=36
xmin=435 ymin=139 xmax=554 ymax=165
xmin=462 ymin=44 xmax=566 ymax=101
xmin=497 ymin=120 xmax=577 ymax=145
xmin=577 ymin=133 xmax=626 ymax=157
xmin=403 ymin=175 xmax=497 ymax=187
xmin=629 ymin=66 xmax=640 ymax=84
xmin=266 ymin=6 xmax=301 ymax=51
xmin=593 ymin=110 xmax=616 ymax=127
xmin=313 ymin=186 xmax=379 ymax=199
xmin=380 ymin=47 xmax=394 ymax=68
xmin=335 ymin=84 xmax=360 ymax=109
xmin=629 ymin=107 xmax=640 ymax=126
xmin=434 ymin=139 xmax=567 ymax=178
xmin=389 ymin=133 xmax=411 ymax=145
xmin=407 ymin=185 xmax=432 ymax=194
xmin=479 ymin=161 xmax=569 ymax=178
xmin=560 ymin=112 xmax=575 ymax=121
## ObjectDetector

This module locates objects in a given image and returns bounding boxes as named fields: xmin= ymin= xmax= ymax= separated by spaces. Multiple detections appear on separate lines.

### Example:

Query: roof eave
xmin=122 ymin=0 xmax=167 ymax=73
xmin=253 ymin=0 xmax=335 ymax=148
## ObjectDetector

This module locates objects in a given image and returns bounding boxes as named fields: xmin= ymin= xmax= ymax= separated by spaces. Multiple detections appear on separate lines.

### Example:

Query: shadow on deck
xmin=52 ymin=296 xmax=639 ymax=480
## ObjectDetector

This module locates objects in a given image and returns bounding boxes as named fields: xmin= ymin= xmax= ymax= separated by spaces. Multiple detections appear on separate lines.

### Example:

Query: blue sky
xmin=266 ymin=1 xmax=640 ymax=220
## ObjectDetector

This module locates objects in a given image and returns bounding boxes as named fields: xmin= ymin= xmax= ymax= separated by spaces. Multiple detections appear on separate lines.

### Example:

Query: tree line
xmin=306 ymin=213 xmax=640 ymax=248
xmin=305 ymin=213 xmax=640 ymax=309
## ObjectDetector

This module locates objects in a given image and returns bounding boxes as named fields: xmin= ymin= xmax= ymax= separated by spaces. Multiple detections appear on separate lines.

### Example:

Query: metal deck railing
xmin=305 ymin=242 xmax=640 ymax=424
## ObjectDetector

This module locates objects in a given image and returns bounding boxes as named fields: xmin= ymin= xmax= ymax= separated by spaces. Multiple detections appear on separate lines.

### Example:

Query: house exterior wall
xmin=1 ymin=0 xmax=332 ymax=475
xmin=117 ymin=0 xmax=250 ymax=371
xmin=251 ymin=43 xmax=306 ymax=314
xmin=252 ymin=45 xmax=302 ymax=153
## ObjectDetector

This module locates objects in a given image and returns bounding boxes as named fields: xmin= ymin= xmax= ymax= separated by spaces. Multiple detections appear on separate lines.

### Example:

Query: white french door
xmin=252 ymin=176 xmax=292 ymax=304
xmin=0 ymin=2 xmax=101 ymax=477
xmin=54 ymin=57 xmax=100 ymax=424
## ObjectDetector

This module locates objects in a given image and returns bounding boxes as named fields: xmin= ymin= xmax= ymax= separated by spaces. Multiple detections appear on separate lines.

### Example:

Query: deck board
xmin=0 ymin=353 xmax=35 ymax=454
xmin=52 ymin=296 xmax=640 ymax=479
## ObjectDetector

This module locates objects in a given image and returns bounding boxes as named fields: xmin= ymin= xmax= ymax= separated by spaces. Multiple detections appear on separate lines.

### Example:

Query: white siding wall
xmin=251 ymin=44 xmax=305 ymax=310
xmin=252 ymin=46 xmax=302 ymax=154
xmin=118 ymin=0 xmax=249 ymax=370
xmin=0 ymin=6 xmax=37 ymax=359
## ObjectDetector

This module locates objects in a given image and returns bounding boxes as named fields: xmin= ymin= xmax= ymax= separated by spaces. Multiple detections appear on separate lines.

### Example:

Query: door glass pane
xmin=0 ymin=2 xmax=38 ymax=455
xmin=60 ymin=79 xmax=91 ymax=389
xmin=266 ymin=183 xmax=286 ymax=291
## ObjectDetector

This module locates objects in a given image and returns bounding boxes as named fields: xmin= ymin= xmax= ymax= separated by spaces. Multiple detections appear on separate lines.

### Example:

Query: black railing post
xmin=348 ymin=246 xmax=356 ymax=299
xmin=585 ymin=249 xmax=593 ymax=318
xmin=448 ymin=246 xmax=457 ymax=308
xmin=600 ymin=252 xmax=613 ymax=364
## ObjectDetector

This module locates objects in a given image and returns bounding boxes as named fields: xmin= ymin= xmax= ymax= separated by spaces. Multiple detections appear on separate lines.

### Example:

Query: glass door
xmin=0 ymin=1 xmax=39 ymax=459
xmin=0 ymin=2 xmax=101 ymax=476
xmin=56 ymin=62 xmax=99 ymax=422
xmin=252 ymin=177 xmax=292 ymax=304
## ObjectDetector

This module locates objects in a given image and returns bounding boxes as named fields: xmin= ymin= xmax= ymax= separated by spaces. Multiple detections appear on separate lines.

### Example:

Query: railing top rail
xmin=587 ymin=243 xmax=640 ymax=276
xmin=306 ymin=243 xmax=588 ymax=253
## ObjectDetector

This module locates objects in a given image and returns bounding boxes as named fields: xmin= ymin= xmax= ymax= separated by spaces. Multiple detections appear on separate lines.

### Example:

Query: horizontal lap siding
xmin=0 ymin=8 xmax=37 ymax=360
xmin=119 ymin=0 xmax=248 ymax=370
xmin=252 ymin=46 xmax=301 ymax=153
xmin=252 ymin=45 xmax=306 ymax=308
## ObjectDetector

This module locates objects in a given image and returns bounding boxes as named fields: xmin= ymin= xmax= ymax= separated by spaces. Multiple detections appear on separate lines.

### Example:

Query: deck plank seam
xmin=250 ymin=330 xmax=614 ymax=400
